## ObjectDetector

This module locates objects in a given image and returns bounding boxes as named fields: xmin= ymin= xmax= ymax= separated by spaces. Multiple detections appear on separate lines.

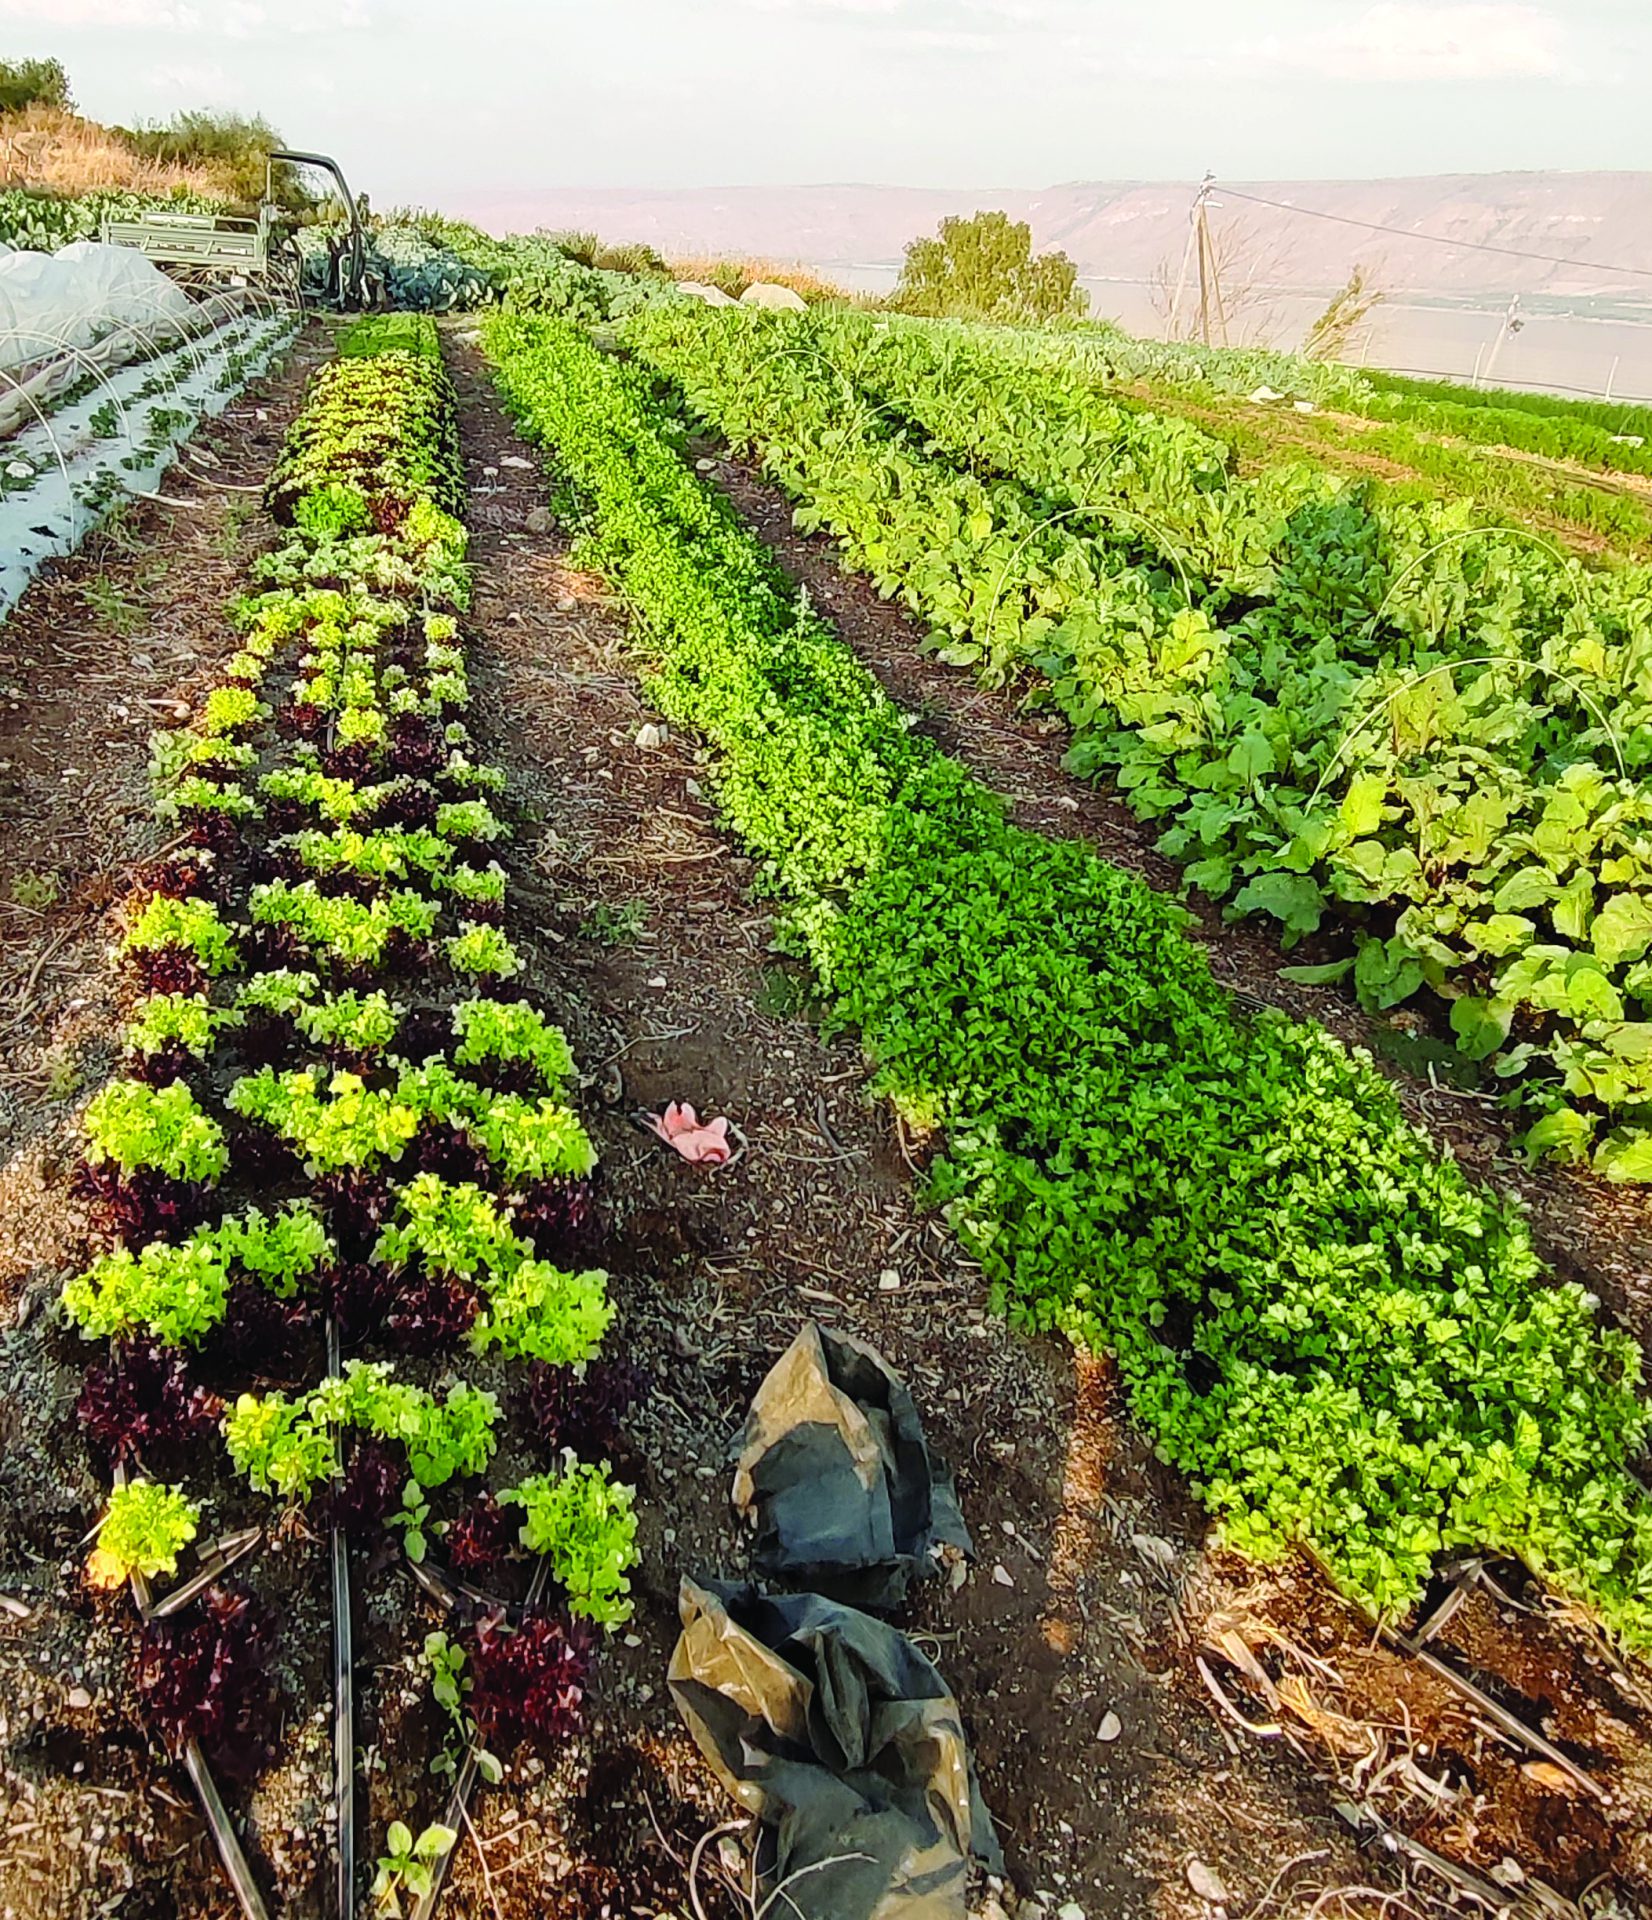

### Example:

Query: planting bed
xmin=0 ymin=315 xmax=643 ymax=1918
xmin=624 ymin=305 xmax=1652 ymax=1183
xmin=1 ymin=293 xmax=1651 ymax=1920
xmin=705 ymin=449 xmax=1652 ymax=1355
xmin=0 ymin=303 xmax=300 ymax=624
xmin=470 ymin=307 xmax=1652 ymax=1896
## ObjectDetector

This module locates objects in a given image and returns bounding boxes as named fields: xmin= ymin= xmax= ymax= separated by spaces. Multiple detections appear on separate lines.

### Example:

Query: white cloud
xmin=0 ymin=0 xmax=374 ymax=32
xmin=742 ymin=0 xmax=906 ymax=13
xmin=143 ymin=60 xmax=233 ymax=96
xmin=890 ymin=26 xmax=1000 ymax=50
xmin=1250 ymin=4 xmax=1570 ymax=82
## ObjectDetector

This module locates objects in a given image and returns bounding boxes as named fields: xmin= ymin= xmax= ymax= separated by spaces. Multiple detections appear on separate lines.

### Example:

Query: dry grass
xmin=0 ymin=106 xmax=225 ymax=198
xmin=665 ymin=253 xmax=856 ymax=305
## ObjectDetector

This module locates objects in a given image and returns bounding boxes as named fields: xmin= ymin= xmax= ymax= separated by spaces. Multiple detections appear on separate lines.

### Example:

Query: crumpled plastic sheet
xmin=669 ymin=1578 xmax=1003 ymax=1920
xmin=732 ymin=1321 xmax=973 ymax=1608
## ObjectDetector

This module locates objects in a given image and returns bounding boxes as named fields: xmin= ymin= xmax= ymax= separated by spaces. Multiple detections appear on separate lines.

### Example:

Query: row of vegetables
xmin=622 ymin=302 xmax=1652 ymax=1179
xmin=70 ymin=312 xmax=639 ymax=1905
xmin=0 ymin=306 xmax=299 ymax=621
xmin=1132 ymin=376 xmax=1652 ymax=555
xmin=1053 ymin=317 xmax=1652 ymax=477
xmin=481 ymin=309 xmax=1652 ymax=1659
xmin=295 ymin=211 xmax=677 ymax=322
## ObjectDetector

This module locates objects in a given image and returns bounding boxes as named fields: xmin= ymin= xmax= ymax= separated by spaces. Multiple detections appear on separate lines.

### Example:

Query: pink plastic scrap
xmin=647 ymin=1101 xmax=733 ymax=1165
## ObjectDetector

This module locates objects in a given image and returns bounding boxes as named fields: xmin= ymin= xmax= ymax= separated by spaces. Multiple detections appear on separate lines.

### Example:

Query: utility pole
xmin=1188 ymin=172 xmax=1228 ymax=349
xmin=1481 ymin=292 xmax=1524 ymax=388
xmin=1169 ymin=171 xmax=1218 ymax=342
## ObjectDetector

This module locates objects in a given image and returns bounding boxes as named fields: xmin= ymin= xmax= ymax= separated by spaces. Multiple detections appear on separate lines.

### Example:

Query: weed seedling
xmin=579 ymin=899 xmax=647 ymax=946
xmin=371 ymin=1820 xmax=455 ymax=1917
xmin=9 ymin=869 xmax=60 ymax=911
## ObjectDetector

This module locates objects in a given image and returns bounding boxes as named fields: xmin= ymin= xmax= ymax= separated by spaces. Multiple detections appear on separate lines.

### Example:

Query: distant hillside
xmin=449 ymin=173 xmax=1652 ymax=300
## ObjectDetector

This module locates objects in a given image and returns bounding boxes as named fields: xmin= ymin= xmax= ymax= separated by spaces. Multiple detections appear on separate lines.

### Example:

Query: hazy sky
xmin=6 ymin=1 xmax=1649 ymax=202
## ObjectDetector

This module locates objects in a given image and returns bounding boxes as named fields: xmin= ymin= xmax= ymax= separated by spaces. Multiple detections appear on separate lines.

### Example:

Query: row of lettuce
xmin=622 ymin=302 xmax=1652 ymax=1180
xmin=74 ymin=312 xmax=639 ymax=1864
xmin=482 ymin=308 xmax=1652 ymax=1653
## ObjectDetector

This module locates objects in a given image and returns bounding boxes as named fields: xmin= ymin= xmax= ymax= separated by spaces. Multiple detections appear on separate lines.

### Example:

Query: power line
xmin=1217 ymin=184 xmax=1652 ymax=283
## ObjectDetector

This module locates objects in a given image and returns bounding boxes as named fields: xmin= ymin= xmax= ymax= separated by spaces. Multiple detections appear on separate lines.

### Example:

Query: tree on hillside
xmin=0 ymin=57 xmax=72 ymax=115
xmin=894 ymin=210 xmax=1087 ymax=323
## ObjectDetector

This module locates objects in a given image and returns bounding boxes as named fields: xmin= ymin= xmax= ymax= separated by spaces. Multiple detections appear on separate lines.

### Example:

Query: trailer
xmin=100 ymin=149 xmax=366 ymax=306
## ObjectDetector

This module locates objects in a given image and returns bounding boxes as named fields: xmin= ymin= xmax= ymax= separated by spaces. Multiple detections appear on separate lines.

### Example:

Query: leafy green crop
xmin=470 ymin=1260 xmax=612 ymax=1366
xmin=64 ymin=1236 xmax=230 ymax=1346
xmin=445 ymin=923 xmax=523 ymax=979
xmin=485 ymin=308 xmax=1652 ymax=1648
xmin=90 ymin=1480 xmax=200 ymax=1587
xmin=69 ymin=313 xmax=634 ymax=1798
xmin=451 ymin=998 xmax=576 ymax=1085
xmin=372 ymin=1174 xmax=526 ymax=1283
xmin=225 ymin=1363 xmax=499 ymax=1498
xmin=504 ymin=1462 xmax=638 ymax=1627
xmin=228 ymin=1066 xmax=421 ymax=1174
xmin=123 ymin=896 xmax=240 ymax=977
xmin=124 ymin=993 xmax=242 ymax=1061
xmin=83 ymin=1080 xmax=229 ymax=1184
xmin=623 ymin=302 xmax=1652 ymax=1179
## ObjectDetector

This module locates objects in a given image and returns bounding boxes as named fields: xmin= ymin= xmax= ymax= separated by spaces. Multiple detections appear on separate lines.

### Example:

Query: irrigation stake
xmin=1382 ymin=1625 xmax=1604 ymax=1801
xmin=149 ymin=1526 xmax=266 ymax=1619
xmin=1331 ymin=1799 xmax=1545 ymax=1917
xmin=326 ymin=1315 xmax=355 ymax=1920
xmin=410 ymin=1559 xmax=553 ymax=1920
xmin=112 ymin=1465 xmax=271 ymax=1920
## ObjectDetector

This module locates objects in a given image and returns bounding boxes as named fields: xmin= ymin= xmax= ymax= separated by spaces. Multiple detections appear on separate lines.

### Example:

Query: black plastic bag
xmin=732 ymin=1322 xmax=972 ymax=1609
xmin=668 ymin=1578 xmax=1003 ymax=1920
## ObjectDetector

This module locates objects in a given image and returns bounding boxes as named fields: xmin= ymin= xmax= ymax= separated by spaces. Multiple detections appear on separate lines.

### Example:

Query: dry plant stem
xmin=1380 ymin=1627 xmax=1603 ymax=1800
xmin=459 ymin=1798 xmax=505 ymax=1920
xmin=1241 ymin=1848 xmax=1332 ymax=1920
xmin=755 ymin=1853 xmax=879 ymax=1920
xmin=1332 ymin=1802 xmax=1543 ymax=1917
xmin=1405 ymin=1563 xmax=1479 ymax=1648
xmin=326 ymin=1314 xmax=355 ymax=1920
xmin=1300 ymin=1546 xmax=1604 ymax=1799
xmin=687 ymin=1820 xmax=747 ymax=1920
xmin=410 ymin=1557 xmax=554 ymax=1920
xmin=114 ymin=1463 xmax=272 ymax=1920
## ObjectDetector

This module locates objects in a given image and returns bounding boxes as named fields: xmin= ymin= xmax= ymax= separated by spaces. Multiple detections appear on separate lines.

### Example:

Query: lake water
xmin=819 ymin=264 xmax=1652 ymax=407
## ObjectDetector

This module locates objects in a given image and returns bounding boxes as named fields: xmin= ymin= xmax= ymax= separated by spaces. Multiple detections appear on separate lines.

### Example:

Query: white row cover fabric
xmin=0 ymin=242 xmax=193 ymax=374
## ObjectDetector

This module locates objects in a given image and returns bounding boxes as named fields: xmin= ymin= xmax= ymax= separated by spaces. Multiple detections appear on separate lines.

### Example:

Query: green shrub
xmin=0 ymin=57 xmax=70 ymax=114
